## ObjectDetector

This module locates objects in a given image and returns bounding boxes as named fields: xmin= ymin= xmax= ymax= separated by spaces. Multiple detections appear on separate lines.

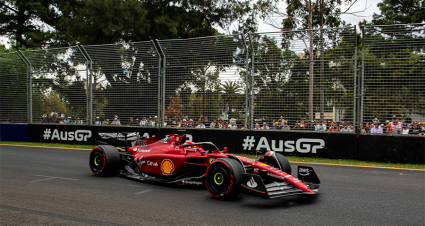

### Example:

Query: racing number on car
xmin=141 ymin=140 xmax=147 ymax=147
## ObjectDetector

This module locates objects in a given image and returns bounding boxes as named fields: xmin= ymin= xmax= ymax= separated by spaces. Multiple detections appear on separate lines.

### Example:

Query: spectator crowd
xmin=35 ymin=114 xmax=424 ymax=135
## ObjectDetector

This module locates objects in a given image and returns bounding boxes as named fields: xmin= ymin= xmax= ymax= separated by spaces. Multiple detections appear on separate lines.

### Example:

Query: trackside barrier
xmin=26 ymin=123 xmax=425 ymax=164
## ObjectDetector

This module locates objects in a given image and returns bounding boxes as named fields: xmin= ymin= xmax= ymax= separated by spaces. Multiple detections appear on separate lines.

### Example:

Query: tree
xmin=165 ymin=96 xmax=183 ymax=120
xmin=42 ymin=89 xmax=67 ymax=116
xmin=0 ymin=0 xmax=69 ymax=48
xmin=255 ymin=0 xmax=363 ymax=120
xmin=371 ymin=0 xmax=425 ymax=25
xmin=220 ymin=80 xmax=243 ymax=119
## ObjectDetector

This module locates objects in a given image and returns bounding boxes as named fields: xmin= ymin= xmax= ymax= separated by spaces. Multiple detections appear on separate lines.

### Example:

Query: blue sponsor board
xmin=0 ymin=123 xmax=28 ymax=142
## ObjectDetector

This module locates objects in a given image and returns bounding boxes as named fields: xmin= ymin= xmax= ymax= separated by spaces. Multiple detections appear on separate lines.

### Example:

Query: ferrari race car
xmin=89 ymin=133 xmax=320 ymax=199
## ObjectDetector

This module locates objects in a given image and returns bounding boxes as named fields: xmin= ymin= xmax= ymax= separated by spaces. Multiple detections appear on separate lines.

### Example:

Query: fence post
xmin=17 ymin=51 xmax=32 ymax=123
xmin=79 ymin=45 xmax=93 ymax=125
xmin=155 ymin=40 xmax=166 ymax=129
xmin=353 ymin=25 xmax=358 ymax=133
xmin=76 ymin=45 xmax=90 ymax=125
xmin=151 ymin=40 xmax=163 ymax=128
xmin=360 ymin=26 xmax=365 ymax=126
xmin=240 ymin=34 xmax=250 ymax=130
xmin=248 ymin=33 xmax=255 ymax=131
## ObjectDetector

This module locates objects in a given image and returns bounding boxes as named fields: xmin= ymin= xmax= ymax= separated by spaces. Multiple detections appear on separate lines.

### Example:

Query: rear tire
xmin=205 ymin=158 xmax=243 ymax=199
xmin=89 ymin=145 xmax=121 ymax=176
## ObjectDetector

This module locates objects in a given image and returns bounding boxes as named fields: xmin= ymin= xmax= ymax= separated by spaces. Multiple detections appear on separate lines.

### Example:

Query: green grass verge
xmin=1 ymin=141 xmax=423 ymax=170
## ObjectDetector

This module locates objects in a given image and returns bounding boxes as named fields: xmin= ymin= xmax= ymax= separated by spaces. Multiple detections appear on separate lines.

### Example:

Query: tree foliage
xmin=372 ymin=0 xmax=425 ymax=25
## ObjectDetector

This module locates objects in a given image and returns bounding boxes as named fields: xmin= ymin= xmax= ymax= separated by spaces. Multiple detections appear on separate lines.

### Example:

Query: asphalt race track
xmin=1 ymin=145 xmax=424 ymax=226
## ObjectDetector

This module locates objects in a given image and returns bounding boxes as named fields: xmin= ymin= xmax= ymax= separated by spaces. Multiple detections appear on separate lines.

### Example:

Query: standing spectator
xmin=147 ymin=117 xmax=154 ymax=127
xmin=254 ymin=121 xmax=260 ymax=129
xmin=111 ymin=116 xmax=121 ymax=125
xmin=76 ymin=117 xmax=83 ymax=124
xmin=271 ymin=123 xmax=277 ymax=130
xmin=277 ymin=121 xmax=283 ymax=130
xmin=328 ymin=122 xmax=340 ymax=132
xmin=140 ymin=117 xmax=147 ymax=126
xmin=402 ymin=124 xmax=409 ymax=134
xmin=199 ymin=115 xmax=209 ymax=127
xmin=103 ymin=118 xmax=110 ymax=125
xmin=282 ymin=121 xmax=290 ymax=130
xmin=409 ymin=122 xmax=423 ymax=135
xmin=388 ymin=115 xmax=402 ymax=134
xmin=135 ymin=118 xmax=140 ymax=125
xmin=94 ymin=117 xmax=101 ymax=125
xmin=299 ymin=120 xmax=306 ymax=129
xmin=261 ymin=122 xmax=269 ymax=130
xmin=305 ymin=121 xmax=314 ymax=130
xmin=196 ymin=121 xmax=206 ymax=128
xmin=181 ymin=119 xmax=187 ymax=127
xmin=69 ymin=116 xmax=76 ymax=124
xmin=229 ymin=121 xmax=237 ymax=129
xmin=315 ymin=120 xmax=326 ymax=131
xmin=41 ymin=116 xmax=48 ymax=123
xmin=364 ymin=123 xmax=371 ymax=133
xmin=370 ymin=123 xmax=383 ymax=134
xmin=163 ymin=116 xmax=168 ymax=127
xmin=293 ymin=122 xmax=302 ymax=130
xmin=340 ymin=123 xmax=352 ymax=132
xmin=279 ymin=115 xmax=284 ymax=122
xmin=240 ymin=120 xmax=247 ymax=130
xmin=154 ymin=116 xmax=158 ymax=126
xmin=51 ymin=115 xmax=58 ymax=123
xmin=210 ymin=119 xmax=217 ymax=128
xmin=128 ymin=117 xmax=138 ymax=126
xmin=63 ymin=116 xmax=69 ymax=124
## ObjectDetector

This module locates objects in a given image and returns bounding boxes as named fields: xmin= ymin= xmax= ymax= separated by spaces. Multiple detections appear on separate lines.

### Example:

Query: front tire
xmin=275 ymin=153 xmax=292 ymax=175
xmin=205 ymin=158 xmax=243 ymax=199
xmin=89 ymin=145 xmax=121 ymax=176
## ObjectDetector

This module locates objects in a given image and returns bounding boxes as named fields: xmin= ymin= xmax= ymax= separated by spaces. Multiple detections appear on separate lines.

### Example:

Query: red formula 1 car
xmin=89 ymin=133 xmax=320 ymax=199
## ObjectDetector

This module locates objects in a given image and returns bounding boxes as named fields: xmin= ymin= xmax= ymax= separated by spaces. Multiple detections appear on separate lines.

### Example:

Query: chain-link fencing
xmin=250 ymin=27 xmax=357 ymax=131
xmin=362 ymin=23 xmax=425 ymax=134
xmin=157 ymin=34 xmax=249 ymax=129
xmin=18 ymin=46 xmax=89 ymax=124
xmin=0 ymin=52 xmax=28 ymax=123
xmin=82 ymin=41 xmax=161 ymax=127
xmin=1 ymin=24 xmax=424 ymax=135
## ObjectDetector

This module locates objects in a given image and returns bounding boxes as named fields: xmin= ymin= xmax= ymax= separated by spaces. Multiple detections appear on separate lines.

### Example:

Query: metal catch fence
xmin=362 ymin=23 xmax=425 ymax=133
xmin=1 ymin=23 xmax=424 ymax=135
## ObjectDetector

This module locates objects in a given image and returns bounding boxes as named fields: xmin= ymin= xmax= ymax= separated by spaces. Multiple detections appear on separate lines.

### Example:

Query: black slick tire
xmin=275 ymin=153 xmax=292 ymax=175
xmin=205 ymin=158 xmax=244 ymax=199
xmin=89 ymin=145 xmax=121 ymax=176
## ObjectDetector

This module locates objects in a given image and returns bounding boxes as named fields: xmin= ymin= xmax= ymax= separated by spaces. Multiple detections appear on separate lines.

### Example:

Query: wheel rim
xmin=90 ymin=151 xmax=104 ymax=173
xmin=208 ymin=166 xmax=230 ymax=196
xmin=94 ymin=156 xmax=100 ymax=166
xmin=214 ymin=172 xmax=224 ymax=185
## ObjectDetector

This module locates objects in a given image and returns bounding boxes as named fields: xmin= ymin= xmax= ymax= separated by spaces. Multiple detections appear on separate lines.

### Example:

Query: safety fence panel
xmin=157 ymin=35 xmax=249 ymax=129
xmin=250 ymin=27 xmax=357 ymax=130
xmin=82 ymin=41 xmax=160 ymax=126
xmin=20 ymin=47 xmax=89 ymax=124
xmin=0 ymin=52 xmax=28 ymax=123
xmin=362 ymin=23 xmax=425 ymax=133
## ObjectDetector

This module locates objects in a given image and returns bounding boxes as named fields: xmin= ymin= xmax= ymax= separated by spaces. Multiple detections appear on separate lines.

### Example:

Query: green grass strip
xmin=1 ymin=141 xmax=423 ymax=170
